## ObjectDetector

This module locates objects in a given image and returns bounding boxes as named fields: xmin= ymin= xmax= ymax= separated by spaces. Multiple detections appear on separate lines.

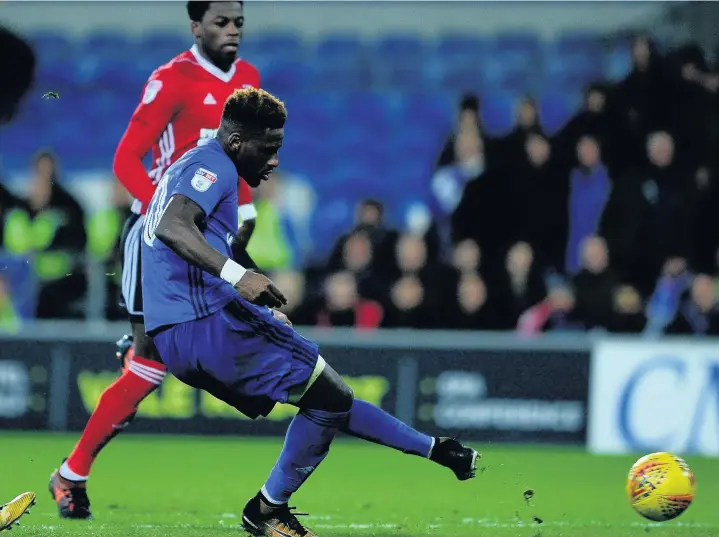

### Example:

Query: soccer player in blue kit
xmin=141 ymin=87 xmax=479 ymax=537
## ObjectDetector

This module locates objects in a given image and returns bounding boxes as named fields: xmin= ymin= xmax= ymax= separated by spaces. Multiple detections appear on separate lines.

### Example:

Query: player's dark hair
xmin=222 ymin=87 xmax=287 ymax=132
xmin=187 ymin=1 xmax=243 ymax=22
xmin=0 ymin=26 xmax=36 ymax=123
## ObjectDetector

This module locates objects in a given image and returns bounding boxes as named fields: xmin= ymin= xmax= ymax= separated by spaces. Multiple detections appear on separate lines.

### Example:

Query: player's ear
xmin=228 ymin=132 xmax=242 ymax=151
xmin=191 ymin=21 xmax=202 ymax=39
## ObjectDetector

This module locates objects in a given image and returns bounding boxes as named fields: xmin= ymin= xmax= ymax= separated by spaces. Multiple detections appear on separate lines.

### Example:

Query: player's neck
xmin=195 ymin=43 xmax=233 ymax=73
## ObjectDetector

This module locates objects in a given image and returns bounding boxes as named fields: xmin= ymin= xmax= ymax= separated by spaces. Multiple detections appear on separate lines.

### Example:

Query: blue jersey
xmin=141 ymin=138 xmax=239 ymax=333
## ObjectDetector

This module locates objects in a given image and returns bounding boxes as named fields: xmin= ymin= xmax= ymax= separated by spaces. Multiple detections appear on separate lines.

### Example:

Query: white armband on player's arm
xmin=238 ymin=203 xmax=257 ymax=222
xmin=220 ymin=259 xmax=247 ymax=286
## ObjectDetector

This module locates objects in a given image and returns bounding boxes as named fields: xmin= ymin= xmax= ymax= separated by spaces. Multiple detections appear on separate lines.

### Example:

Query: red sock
xmin=63 ymin=356 xmax=166 ymax=479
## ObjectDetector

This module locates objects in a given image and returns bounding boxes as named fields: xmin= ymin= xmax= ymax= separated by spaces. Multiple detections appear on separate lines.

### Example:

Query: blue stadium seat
xmin=434 ymin=34 xmax=487 ymax=63
xmin=481 ymin=55 xmax=538 ymax=94
xmin=336 ymin=92 xmax=399 ymax=127
xmin=35 ymin=58 xmax=78 ymax=93
xmin=481 ymin=93 xmax=519 ymax=137
xmin=397 ymin=93 xmax=454 ymax=133
xmin=0 ymin=122 xmax=39 ymax=157
xmin=260 ymin=61 xmax=314 ymax=94
xmin=604 ymin=44 xmax=633 ymax=82
xmin=543 ymin=55 xmax=603 ymax=93
xmin=539 ymin=92 xmax=582 ymax=136
xmin=374 ymin=34 xmax=426 ymax=65
xmin=492 ymin=30 xmax=542 ymax=58
xmin=372 ymin=64 xmax=429 ymax=91
xmin=137 ymin=32 xmax=189 ymax=58
xmin=555 ymin=31 xmax=603 ymax=55
xmin=314 ymin=35 xmax=367 ymax=64
xmin=82 ymin=31 xmax=135 ymax=58
xmin=76 ymin=57 xmax=144 ymax=91
xmin=428 ymin=60 xmax=483 ymax=95
xmin=25 ymin=31 xmax=75 ymax=62
xmin=310 ymin=63 xmax=372 ymax=93
xmin=307 ymin=197 xmax=355 ymax=262
xmin=244 ymin=30 xmax=304 ymax=57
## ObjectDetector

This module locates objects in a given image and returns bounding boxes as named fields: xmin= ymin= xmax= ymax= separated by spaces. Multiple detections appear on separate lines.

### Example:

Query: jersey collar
xmin=190 ymin=45 xmax=236 ymax=83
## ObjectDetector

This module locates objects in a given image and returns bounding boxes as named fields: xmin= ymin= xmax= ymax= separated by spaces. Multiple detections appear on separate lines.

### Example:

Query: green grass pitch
xmin=2 ymin=432 xmax=718 ymax=536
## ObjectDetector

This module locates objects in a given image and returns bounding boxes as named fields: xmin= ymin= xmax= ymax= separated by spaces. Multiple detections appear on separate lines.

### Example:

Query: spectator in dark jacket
xmin=25 ymin=151 xmax=87 ymax=319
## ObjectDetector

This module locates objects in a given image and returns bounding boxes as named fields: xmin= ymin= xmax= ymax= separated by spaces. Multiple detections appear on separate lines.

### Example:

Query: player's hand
xmin=235 ymin=271 xmax=287 ymax=308
xmin=272 ymin=309 xmax=292 ymax=327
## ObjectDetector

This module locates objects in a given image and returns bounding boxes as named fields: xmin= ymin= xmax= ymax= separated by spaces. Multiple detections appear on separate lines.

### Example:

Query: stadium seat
xmin=243 ymin=30 xmax=304 ymax=56
xmin=336 ymin=92 xmax=399 ymax=127
xmin=542 ymin=55 xmax=604 ymax=94
xmin=397 ymin=93 xmax=454 ymax=132
xmin=76 ymin=57 xmax=144 ymax=92
xmin=434 ymin=34 xmax=487 ymax=63
xmin=372 ymin=63 xmax=429 ymax=92
xmin=374 ymin=34 xmax=426 ymax=66
xmin=25 ymin=31 xmax=75 ymax=62
xmin=310 ymin=62 xmax=373 ymax=93
xmin=428 ymin=60 xmax=483 ymax=95
xmin=35 ymin=58 xmax=78 ymax=93
xmin=138 ymin=32 xmax=189 ymax=58
xmin=481 ymin=93 xmax=519 ymax=137
xmin=492 ymin=30 xmax=542 ymax=58
xmin=481 ymin=55 xmax=538 ymax=94
xmin=82 ymin=31 xmax=135 ymax=58
xmin=604 ymin=44 xmax=633 ymax=82
xmin=539 ymin=92 xmax=582 ymax=135
xmin=555 ymin=31 xmax=603 ymax=54
xmin=260 ymin=61 xmax=314 ymax=95
xmin=307 ymin=197 xmax=355 ymax=262
xmin=314 ymin=35 xmax=367 ymax=64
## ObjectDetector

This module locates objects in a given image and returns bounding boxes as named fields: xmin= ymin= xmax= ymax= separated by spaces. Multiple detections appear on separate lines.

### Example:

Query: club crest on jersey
xmin=142 ymin=80 xmax=162 ymax=104
xmin=191 ymin=168 xmax=217 ymax=192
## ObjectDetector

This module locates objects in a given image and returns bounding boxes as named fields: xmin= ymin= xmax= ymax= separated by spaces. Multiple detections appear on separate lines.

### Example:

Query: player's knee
xmin=334 ymin=379 xmax=354 ymax=413
xmin=299 ymin=362 xmax=354 ymax=413
xmin=321 ymin=365 xmax=354 ymax=413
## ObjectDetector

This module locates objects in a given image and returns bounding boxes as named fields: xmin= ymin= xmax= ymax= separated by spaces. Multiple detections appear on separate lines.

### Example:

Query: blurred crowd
xmin=4 ymin=35 xmax=719 ymax=336
xmin=265 ymin=36 xmax=719 ymax=336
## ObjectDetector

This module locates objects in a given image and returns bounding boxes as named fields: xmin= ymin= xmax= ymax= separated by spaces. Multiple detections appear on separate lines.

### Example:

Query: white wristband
xmin=220 ymin=259 xmax=247 ymax=286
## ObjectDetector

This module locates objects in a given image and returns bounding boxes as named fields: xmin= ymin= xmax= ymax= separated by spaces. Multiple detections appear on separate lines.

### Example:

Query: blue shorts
xmin=153 ymin=297 xmax=325 ymax=419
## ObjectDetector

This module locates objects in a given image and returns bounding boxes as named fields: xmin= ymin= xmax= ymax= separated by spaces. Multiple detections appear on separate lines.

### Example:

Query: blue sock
xmin=342 ymin=399 xmax=434 ymax=457
xmin=262 ymin=408 xmax=349 ymax=504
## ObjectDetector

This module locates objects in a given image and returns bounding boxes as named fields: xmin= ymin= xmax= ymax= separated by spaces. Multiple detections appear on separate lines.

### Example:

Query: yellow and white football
xmin=627 ymin=452 xmax=696 ymax=522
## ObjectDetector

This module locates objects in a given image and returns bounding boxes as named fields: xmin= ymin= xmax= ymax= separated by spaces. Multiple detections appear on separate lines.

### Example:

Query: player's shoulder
xmin=183 ymin=142 xmax=237 ymax=185
xmin=148 ymin=50 xmax=196 ymax=83
xmin=231 ymin=58 xmax=261 ymax=86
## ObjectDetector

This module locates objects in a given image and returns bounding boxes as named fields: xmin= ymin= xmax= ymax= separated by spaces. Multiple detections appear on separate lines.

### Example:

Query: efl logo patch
xmin=191 ymin=168 xmax=217 ymax=192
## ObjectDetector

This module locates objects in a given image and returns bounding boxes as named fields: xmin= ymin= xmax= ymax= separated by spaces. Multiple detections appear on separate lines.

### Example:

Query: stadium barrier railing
xmin=2 ymin=322 xmax=717 ymax=456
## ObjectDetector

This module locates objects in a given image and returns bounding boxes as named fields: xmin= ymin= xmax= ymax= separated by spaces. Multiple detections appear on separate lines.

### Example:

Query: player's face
xmin=232 ymin=128 xmax=283 ymax=187
xmin=194 ymin=1 xmax=244 ymax=71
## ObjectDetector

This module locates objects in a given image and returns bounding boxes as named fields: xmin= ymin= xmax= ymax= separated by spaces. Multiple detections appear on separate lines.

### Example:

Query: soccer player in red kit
xmin=50 ymin=1 xmax=261 ymax=519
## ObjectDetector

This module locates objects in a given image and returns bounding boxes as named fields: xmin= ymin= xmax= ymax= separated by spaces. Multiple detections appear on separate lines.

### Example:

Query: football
xmin=627 ymin=452 xmax=696 ymax=522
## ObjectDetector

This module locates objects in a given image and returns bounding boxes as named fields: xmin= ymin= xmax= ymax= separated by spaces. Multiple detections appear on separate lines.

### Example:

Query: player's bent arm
xmin=154 ymin=194 xmax=232 ymax=279
xmin=154 ymin=195 xmax=286 ymax=307
xmin=114 ymin=72 xmax=181 ymax=209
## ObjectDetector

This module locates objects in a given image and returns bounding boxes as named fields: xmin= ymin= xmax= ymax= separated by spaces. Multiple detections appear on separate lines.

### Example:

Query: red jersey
xmin=113 ymin=45 xmax=259 ymax=220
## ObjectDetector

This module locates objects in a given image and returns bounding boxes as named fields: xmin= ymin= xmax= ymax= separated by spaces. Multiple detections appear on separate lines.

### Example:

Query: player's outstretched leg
xmin=242 ymin=363 xmax=352 ymax=537
xmin=50 ymin=328 xmax=166 ymax=520
xmin=342 ymin=399 xmax=480 ymax=480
